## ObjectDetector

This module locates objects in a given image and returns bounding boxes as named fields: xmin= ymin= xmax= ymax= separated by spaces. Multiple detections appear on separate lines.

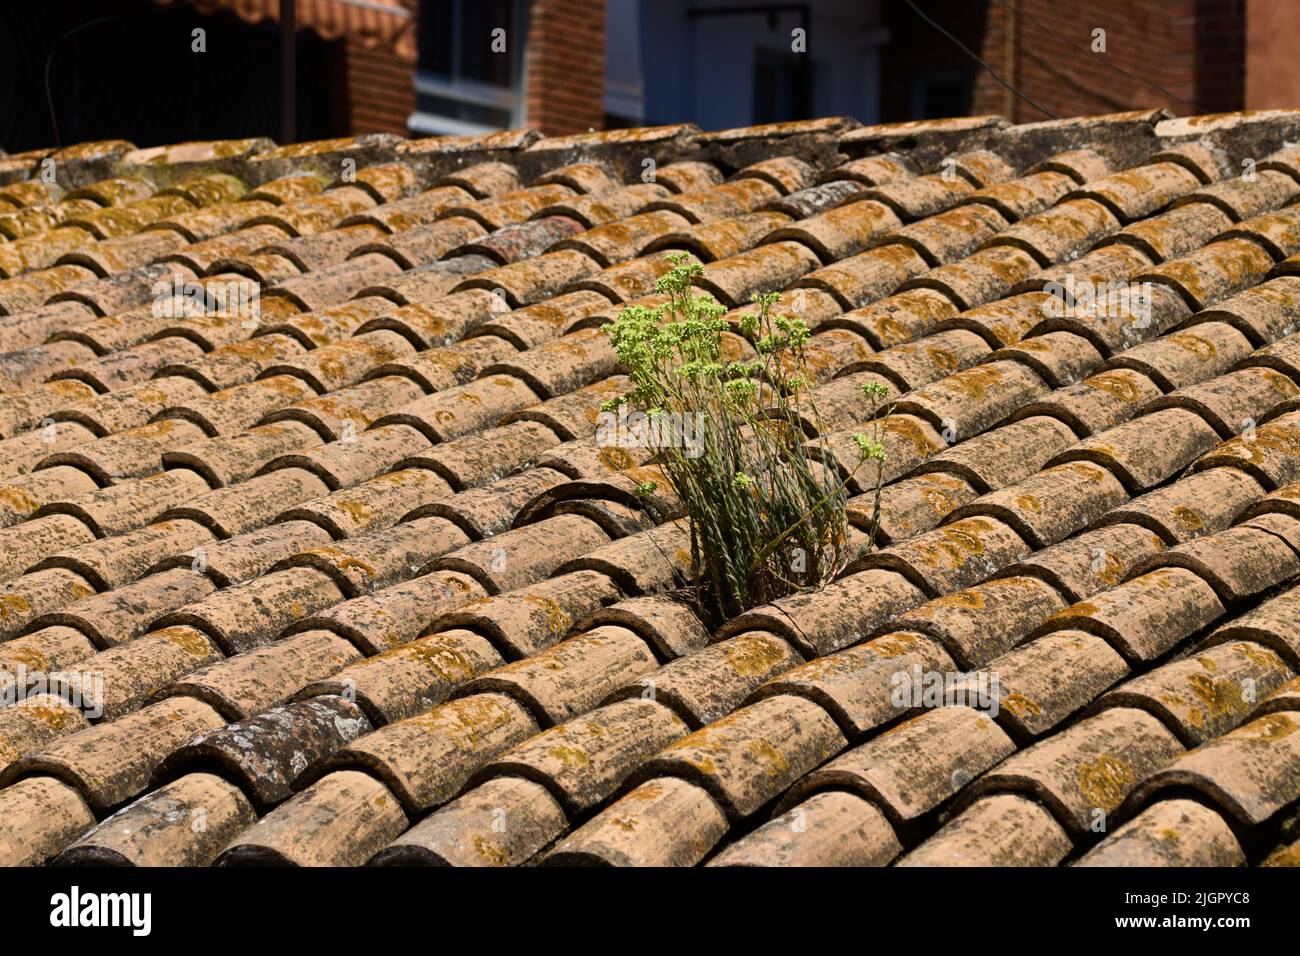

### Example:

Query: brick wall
xmin=341 ymin=35 xmax=416 ymax=135
xmin=1246 ymin=0 xmax=1300 ymax=108
xmin=974 ymin=0 xmax=1204 ymax=122
xmin=523 ymin=0 xmax=606 ymax=135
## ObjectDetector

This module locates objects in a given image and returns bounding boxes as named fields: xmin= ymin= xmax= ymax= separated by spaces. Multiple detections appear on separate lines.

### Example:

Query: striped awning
xmin=160 ymin=0 xmax=416 ymax=59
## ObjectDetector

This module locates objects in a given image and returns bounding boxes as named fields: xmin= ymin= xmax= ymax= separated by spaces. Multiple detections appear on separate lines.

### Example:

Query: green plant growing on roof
xmin=600 ymin=253 xmax=889 ymax=621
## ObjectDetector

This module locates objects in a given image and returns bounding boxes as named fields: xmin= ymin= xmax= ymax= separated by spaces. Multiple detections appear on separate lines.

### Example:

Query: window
xmin=412 ymin=0 xmax=523 ymax=135
xmin=911 ymin=73 xmax=971 ymax=120
xmin=753 ymin=47 xmax=812 ymax=123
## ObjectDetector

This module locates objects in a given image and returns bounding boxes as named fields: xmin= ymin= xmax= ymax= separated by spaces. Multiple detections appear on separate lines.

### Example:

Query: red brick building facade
xmin=960 ymin=0 xmax=1266 ymax=123
xmin=523 ymin=0 xmax=607 ymax=135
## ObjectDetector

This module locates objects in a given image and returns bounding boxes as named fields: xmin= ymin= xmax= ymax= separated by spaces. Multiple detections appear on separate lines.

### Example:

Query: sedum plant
xmin=601 ymin=253 xmax=888 ymax=622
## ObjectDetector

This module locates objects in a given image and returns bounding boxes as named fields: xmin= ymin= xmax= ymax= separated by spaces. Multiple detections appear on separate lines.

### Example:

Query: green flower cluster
xmin=601 ymin=253 xmax=890 ymax=620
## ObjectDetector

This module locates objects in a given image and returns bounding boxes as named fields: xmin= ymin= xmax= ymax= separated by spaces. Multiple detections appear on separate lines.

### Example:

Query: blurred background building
xmin=2 ymin=0 xmax=1298 ymax=152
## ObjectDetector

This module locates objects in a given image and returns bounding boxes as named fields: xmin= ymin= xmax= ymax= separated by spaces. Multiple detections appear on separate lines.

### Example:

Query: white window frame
xmin=409 ymin=0 xmax=527 ymax=135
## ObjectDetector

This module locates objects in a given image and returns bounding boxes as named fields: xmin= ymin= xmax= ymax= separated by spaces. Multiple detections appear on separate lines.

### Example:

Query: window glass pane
xmin=416 ymin=91 xmax=511 ymax=128
xmin=460 ymin=0 xmax=514 ymax=87
xmin=753 ymin=48 xmax=809 ymax=123
xmin=418 ymin=0 xmax=453 ymax=75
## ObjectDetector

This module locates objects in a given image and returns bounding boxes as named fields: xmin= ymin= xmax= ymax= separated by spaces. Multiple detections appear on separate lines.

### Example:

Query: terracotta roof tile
xmin=150 ymin=696 xmax=369 ymax=813
xmin=458 ymin=625 xmax=656 ymax=727
xmin=1129 ymin=523 xmax=1300 ymax=604
xmin=372 ymin=775 xmax=564 ymax=867
xmin=750 ymin=631 xmax=949 ymax=739
xmin=313 ymin=693 xmax=537 ymax=815
xmin=218 ymin=768 xmax=405 ymax=866
xmin=1121 ymin=711 xmax=1300 ymax=829
xmin=289 ymin=571 xmax=484 ymax=662
xmin=1037 ymin=567 xmax=1225 ymax=664
xmin=1097 ymin=466 xmax=1262 ymax=544
xmin=633 ymin=694 xmax=844 ymax=821
xmin=167 ymin=627 xmax=359 ymax=720
xmin=0 ymin=466 xmax=98 ymax=528
xmin=474 ymin=697 xmax=687 ymax=816
xmin=0 ymin=694 xmax=89 ymax=776
xmin=0 ymin=776 xmax=95 ymax=866
xmin=37 ymin=568 xmax=216 ymax=649
xmin=998 ymin=520 xmax=1164 ymax=600
xmin=0 ymin=625 xmax=97 ymax=676
xmin=719 ymin=569 xmax=925 ymax=657
xmin=1048 ymin=407 xmax=1221 ymax=492
xmin=4 ymin=114 xmax=1300 ymax=868
xmin=982 ymin=630 xmax=1129 ymax=737
xmin=608 ymin=631 xmax=801 ymax=729
xmin=434 ymin=569 xmax=620 ymax=660
xmin=984 ymin=198 xmax=1119 ymax=265
xmin=1205 ymin=582 xmax=1300 ymax=669
xmin=782 ymin=706 xmax=1013 ymax=829
xmin=299 ymin=625 xmax=497 ymax=726
xmin=1076 ymin=798 xmax=1244 ymax=866
xmin=543 ymin=776 xmax=727 ymax=866
xmin=35 ymin=517 xmax=213 ymax=591
xmin=710 ymin=789 xmax=900 ymax=866
xmin=58 ymin=771 xmax=255 ymax=866
xmin=1098 ymin=640 xmax=1292 ymax=746
xmin=970 ymin=707 xmax=1183 ymax=837
xmin=0 ymin=696 xmax=223 ymax=811
xmin=898 ymin=793 xmax=1070 ymax=866
xmin=890 ymin=575 xmax=1068 ymax=669
xmin=50 ymin=624 xmax=222 ymax=720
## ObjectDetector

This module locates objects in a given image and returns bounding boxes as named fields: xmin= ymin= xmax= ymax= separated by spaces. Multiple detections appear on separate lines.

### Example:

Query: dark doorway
xmin=0 ymin=0 xmax=347 ymax=153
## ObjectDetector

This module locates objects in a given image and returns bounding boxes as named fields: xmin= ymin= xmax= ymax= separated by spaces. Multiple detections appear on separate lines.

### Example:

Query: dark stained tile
xmin=56 ymin=772 xmax=256 ymax=866
xmin=152 ymin=696 xmax=371 ymax=811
